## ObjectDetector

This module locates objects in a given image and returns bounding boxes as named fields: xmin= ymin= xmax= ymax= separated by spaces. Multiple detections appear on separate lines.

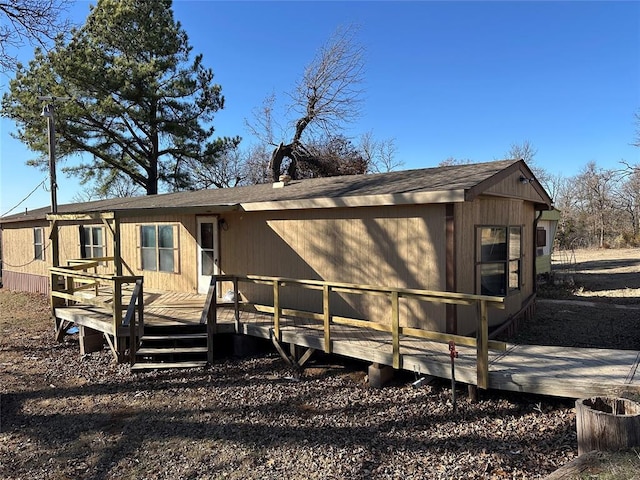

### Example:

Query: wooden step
xmin=131 ymin=361 xmax=208 ymax=371
xmin=136 ymin=346 xmax=208 ymax=355
xmin=140 ymin=333 xmax=207 ymax=341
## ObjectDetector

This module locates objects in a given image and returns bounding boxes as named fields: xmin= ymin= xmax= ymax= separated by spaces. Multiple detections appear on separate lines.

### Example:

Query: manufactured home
xmin=535 ymin=208 xmax=561 ymax=277
xmin=1 ymin=159 xmax=551 ymax=338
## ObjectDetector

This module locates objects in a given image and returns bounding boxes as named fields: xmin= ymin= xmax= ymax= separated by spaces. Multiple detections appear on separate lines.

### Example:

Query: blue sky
xmin=1 ymin=0 xmax=639 ymax=215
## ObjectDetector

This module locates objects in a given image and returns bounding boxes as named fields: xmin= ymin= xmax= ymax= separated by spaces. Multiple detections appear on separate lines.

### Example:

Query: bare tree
xmin=0 ymin=0 xmax=72 ymax=73
xmin=438 ymin=157 xmax=473 ymax=167
xmin=298 ymin=135 xmax=368 ymax=177
xmin=613 ymin=169 xmax=640 ymax=242
xmin=360 ymin=131 xmax=402 ymax=173
xmin=542 ymin=172 xmax=566 ymax=205
xmin=245 ymin=92 xmax=279 ymax=147
xmin=72 ymin=171 xmax=143 ymax=202
xmin=242 ymin=144 xmax=272 ymax=185
xmin=505 ymin=140 xmax=554 ymax=190
xmin=253 ymin=25 xmax=365 ymax=181
xmin=575 ymin=162 xmax=618 ymax=248
xmin=506 ymin=140 xmax=537 ymax=163
xmin=617 ymin=110 xmax=640 ymax=177
xmin=184 ymin=142 xmax=245 ymax=189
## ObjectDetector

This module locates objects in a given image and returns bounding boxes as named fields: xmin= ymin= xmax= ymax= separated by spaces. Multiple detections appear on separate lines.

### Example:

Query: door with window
xmin=197 ymin=217 xmax=219 ymax=294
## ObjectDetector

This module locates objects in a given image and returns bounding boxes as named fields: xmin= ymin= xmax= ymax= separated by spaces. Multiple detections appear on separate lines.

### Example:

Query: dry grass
xmin=549 ymin=247 xmax=640 ymax=305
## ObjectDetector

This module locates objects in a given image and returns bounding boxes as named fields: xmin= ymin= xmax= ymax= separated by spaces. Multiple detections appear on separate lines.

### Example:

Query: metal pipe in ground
xmin=449 ymin=340 xmax=459 ymax=412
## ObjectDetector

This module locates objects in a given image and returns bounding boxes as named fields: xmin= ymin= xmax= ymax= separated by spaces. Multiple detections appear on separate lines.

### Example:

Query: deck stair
xmin=131 ymin=324 xmax=209 ymax=371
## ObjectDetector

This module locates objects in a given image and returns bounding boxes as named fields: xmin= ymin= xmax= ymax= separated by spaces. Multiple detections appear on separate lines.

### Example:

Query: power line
xmin=1 ymin=177 xmax=48 ymax=217
xmin=1 ymin=241 xmax=52 ymax=268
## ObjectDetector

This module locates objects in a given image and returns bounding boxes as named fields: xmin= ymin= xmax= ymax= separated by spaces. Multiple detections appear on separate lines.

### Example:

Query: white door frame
xmin=196 ymin=216 xmax=219 ymax=294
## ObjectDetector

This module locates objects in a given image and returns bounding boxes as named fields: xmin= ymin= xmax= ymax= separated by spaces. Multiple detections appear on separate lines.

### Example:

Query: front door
xmin=197 ymin=216 xmax=219 ymax=294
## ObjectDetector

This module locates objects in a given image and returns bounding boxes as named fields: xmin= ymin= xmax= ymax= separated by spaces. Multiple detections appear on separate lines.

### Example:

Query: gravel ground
xmin=2 ymin=248 xmax=639 ymax=479
xmin=0 ymin=291 xmax=579 ymax=480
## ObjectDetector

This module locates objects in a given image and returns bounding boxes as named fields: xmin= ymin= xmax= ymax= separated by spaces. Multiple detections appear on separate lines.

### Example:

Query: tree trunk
xmin=575 ymin=397 xmax=640 ymax=455
xmin=270 ymin=142 xmax=297 ymax=181
xmin=148 ymin=102 xmax=159 ymax=195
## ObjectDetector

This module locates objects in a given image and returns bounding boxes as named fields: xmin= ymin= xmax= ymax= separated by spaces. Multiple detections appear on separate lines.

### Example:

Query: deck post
xmin=128 ymin=279 xmax=143 ymax=365
xmin=207 ymin=276 xmax=217 ymax=364
xmin=476 ymin=300 xmax=489 ymax=389
xmin=137 ymin=280 xmax=144 ymax=332
xmin=323 ymin=284 xmax=331 ymax=353
xmin=113 ymin=277 xmax=124 ymax=360
xmin=113 ymin=217 xmax=123 ymax=276
xmin=233 ymin=277 xmax=240 ymax=330
xmin=129 ymin=292 xmax=137 ymax=365
xmin=93 ymin=264 xmax=99 ymax=296
xmin=67 ymin=269 xmax=76 ymax=303
xmin=113 ymin=278 xmax=123 ymax=335
xmin=49 ymin=219 xmax=60 ymax=268
xmin=50 ymin=270 xmax=66 ymax=341
xmin=273 ymin=280 xmax=281 ymax=340
xmin=391 ymin=291 xmax=400 ymax=369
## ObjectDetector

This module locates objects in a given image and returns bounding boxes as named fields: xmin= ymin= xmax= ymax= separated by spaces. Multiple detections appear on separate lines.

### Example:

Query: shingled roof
xmin=0 ymin=159 xmax=551 ymax=224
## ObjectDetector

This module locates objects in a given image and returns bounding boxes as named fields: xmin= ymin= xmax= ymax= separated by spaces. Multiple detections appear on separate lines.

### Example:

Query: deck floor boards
xmin=54 ymin=290 xmax=640 ymax=398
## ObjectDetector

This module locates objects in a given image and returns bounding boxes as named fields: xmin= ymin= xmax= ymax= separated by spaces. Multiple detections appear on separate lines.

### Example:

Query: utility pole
xmin=38 ymin=96 xmax=70 ymax=214
xmin=41 ymin=102 xmax=57 ymax=213
xmin=38 ymin=96 xmax=70 ymax=270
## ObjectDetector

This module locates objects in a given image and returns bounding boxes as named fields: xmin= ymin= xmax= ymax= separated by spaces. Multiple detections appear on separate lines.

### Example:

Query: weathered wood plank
xmin=391 ymin=291 xmax=400 ymax=369
xmin=401 ymin=326 xmax=507 ymax=351
xmin=323 ymin=284 xmax=331 ymax=353
xmin=332 ymin=316 xmax=391 ymax=332
xmin=477 ymin=300 xmax=489 ymax=389
xmin=54 ymin=306 xmax=116 ymax=335
xmin=49 ymin=280 xmax=640 ymax=398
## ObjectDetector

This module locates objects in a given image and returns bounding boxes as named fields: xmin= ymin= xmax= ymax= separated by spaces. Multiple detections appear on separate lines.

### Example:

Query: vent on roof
xmin=273 ymin=174 xmax=291 ymax=189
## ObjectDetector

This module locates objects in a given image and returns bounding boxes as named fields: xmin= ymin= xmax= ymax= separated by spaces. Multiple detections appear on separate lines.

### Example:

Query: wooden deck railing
xmin=204 ymin=274 xmax=506 ymax=389
xmin=50 ymin=262 xmax=144 ymax=346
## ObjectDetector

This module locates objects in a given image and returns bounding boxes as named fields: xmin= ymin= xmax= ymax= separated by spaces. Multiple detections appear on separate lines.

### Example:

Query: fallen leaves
xmin=1 ymin=290 xmax=580 ymax=479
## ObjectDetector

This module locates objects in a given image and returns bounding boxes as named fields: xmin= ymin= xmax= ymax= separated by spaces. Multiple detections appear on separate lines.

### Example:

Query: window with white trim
xmin=139 ymin=224 xmax=179 ymax=273
xmin=33 ymin=227 xmax=45 ymax=261
xmin=81 ymin=226 xmax=105 ymax=259
xmin=477 ymin=226 xmax=522 ymax=296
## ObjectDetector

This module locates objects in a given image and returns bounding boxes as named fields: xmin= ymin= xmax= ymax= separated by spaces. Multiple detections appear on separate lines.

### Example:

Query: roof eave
xmin=44 ymin=204 xmax=241 ymax=222
xmin=241 ymin=190 xmax=468 ymax=211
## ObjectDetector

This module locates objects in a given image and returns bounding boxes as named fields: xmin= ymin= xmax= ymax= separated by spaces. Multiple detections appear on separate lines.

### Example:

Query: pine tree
xmin=2 ymin=0 xmax=239 ymax=196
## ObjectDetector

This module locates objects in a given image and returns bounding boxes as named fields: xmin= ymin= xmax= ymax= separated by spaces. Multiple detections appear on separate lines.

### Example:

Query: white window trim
xmin=137 ymin=224 xmax=180 ymax=274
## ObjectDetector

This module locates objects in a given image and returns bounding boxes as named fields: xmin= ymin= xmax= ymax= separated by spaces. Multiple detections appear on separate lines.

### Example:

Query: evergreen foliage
xmin=1 ymin=0 xmax=239 ymax=196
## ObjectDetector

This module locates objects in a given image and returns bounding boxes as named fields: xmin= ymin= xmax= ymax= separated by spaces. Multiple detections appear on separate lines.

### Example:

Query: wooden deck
xmin=55 ymin=290 xmax=220 ymax=329
xmin=55 ymin=290 xmax=640 ymax=399
xmin=218 ymin=306 xmax=640 ymax=398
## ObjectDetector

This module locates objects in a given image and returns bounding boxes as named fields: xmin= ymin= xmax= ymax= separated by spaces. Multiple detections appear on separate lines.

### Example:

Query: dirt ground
xmin=1 ymin=248 xmax=639 ymax=479
xmin=510 ymin=248 xmax=640 ymax=350
xmin=548 ymin=247 xmax=640 ymax=304
xmin=515 ymin=247 xmax=640 ymax=350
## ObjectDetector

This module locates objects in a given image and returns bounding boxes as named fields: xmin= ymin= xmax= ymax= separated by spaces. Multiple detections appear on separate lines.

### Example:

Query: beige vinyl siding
xmin=220 ymin=204 xmax=447 ymax=331
xmin=119 ymin=215 xmax=197 ymax=292
xmin=2 ymin=222 xmax=116 ymax=276
xmin=1 ymin=221 xmax=51 ymax=277
xmin=483 ymin=169 xmax=549 ymax=205
xmin=3 ymin=215 xmax=199 ymax=293
xmin=455 ymin=196 xmax=535 ymax=334
xmin=53 ymin=223 xmax=113 ymax=276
